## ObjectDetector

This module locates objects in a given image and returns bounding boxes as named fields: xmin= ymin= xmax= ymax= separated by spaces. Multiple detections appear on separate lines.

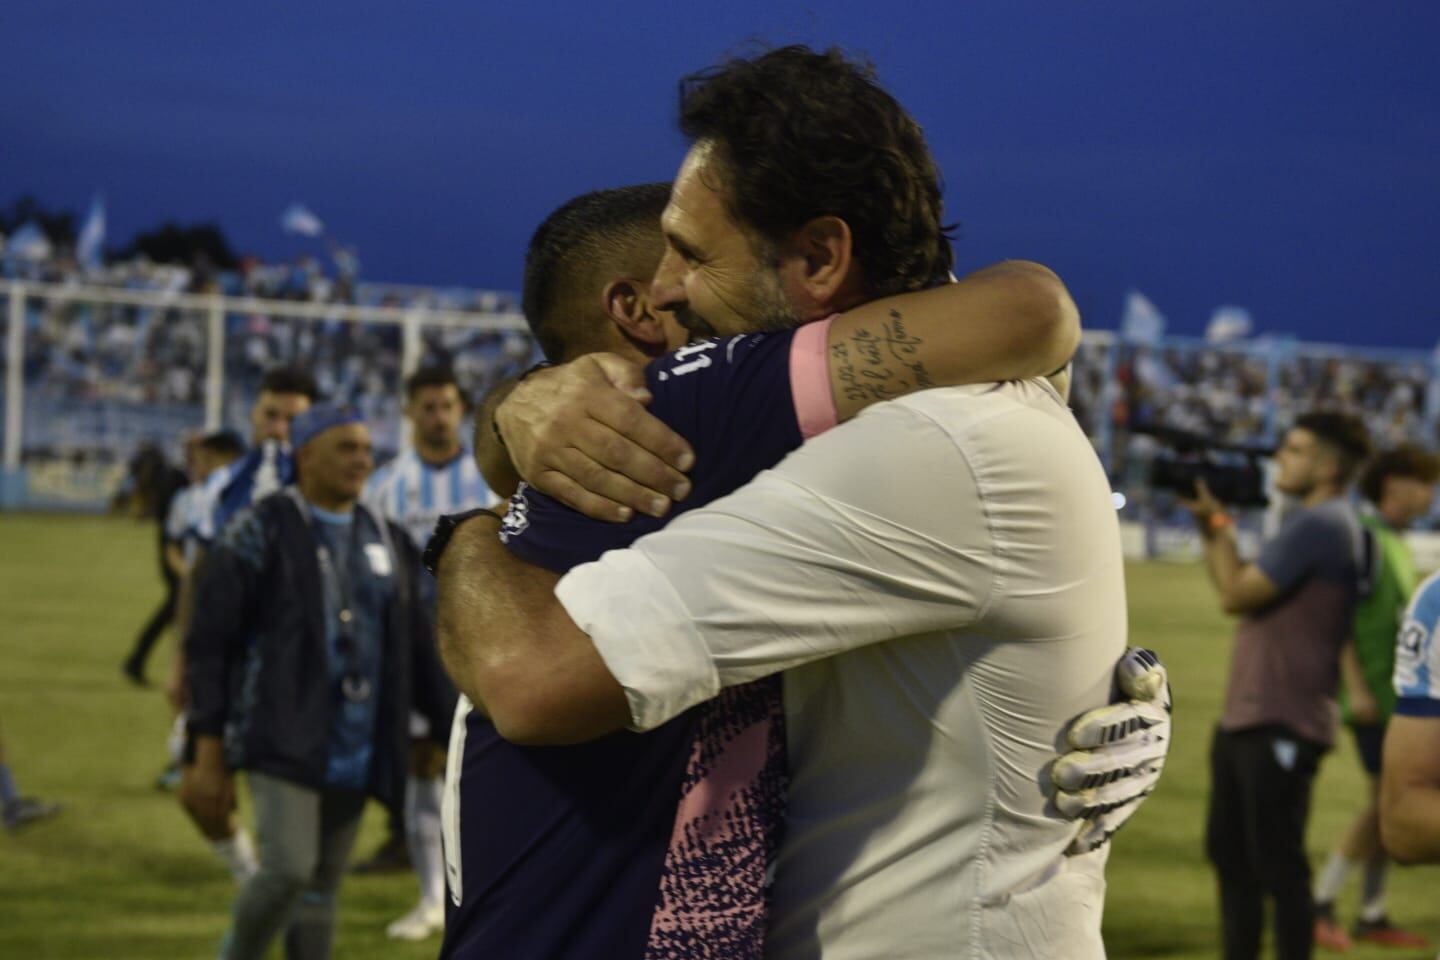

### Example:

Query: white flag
xmin=281 ymin=204 xmax=325 ymax=237
xmin=1120 ymin=290 xmax=1166 ymax=345
xmin=1206 ymin=306 xmax=1252 ymax=344
xmin=77 ymin=193 xmax=105 ymax=272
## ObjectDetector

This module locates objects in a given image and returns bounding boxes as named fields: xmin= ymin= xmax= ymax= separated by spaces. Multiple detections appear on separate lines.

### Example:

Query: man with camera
xmin=1184 ymin=411 xmax=1371 ymax=960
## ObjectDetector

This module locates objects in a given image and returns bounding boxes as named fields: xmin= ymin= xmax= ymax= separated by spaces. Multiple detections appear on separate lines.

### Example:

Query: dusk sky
xmin=6 ymin=1 xmax=1438 ymax=348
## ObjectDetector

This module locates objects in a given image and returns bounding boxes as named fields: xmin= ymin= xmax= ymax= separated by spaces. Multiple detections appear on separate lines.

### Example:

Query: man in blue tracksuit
xmin=182 ymin=405 xmax=455 ymax=960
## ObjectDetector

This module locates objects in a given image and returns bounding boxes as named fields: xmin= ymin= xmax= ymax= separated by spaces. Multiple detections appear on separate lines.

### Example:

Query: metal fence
xmin=2 ymin=280 xmax=1437 ymax=511
xmin=1 ymin=280 xmax=534 ymax=509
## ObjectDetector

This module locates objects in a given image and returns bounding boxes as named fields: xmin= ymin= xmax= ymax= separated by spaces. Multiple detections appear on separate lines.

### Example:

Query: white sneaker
xmin=386 ymin=902 xmax=444 ymax=941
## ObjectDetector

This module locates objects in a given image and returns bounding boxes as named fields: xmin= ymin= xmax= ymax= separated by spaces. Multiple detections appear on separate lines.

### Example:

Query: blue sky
xmin=5 ymin=1 xmax=1438 ymax=347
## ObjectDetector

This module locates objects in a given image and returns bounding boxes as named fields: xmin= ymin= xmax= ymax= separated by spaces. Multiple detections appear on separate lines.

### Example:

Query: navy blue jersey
xmin=500 ymin=334 xmax=808 ymax=571
xmin=442 ymin=326 xmax=829 ymax=960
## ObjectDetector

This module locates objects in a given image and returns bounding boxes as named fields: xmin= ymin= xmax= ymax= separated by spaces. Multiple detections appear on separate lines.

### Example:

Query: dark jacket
xmin=185 ymin=488 xmax=455 ymax=810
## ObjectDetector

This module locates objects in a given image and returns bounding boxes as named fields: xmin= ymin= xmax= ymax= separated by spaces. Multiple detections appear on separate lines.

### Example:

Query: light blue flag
xmin=1120 ymin=290 xmax=1166 ymax=345
xmin=77 ymin=193 xmax=105 ymax=272
xmin=281 ymin=203 xmax=325 ymax=237
xmin=6 ymin=221 xmax=51 ymax=261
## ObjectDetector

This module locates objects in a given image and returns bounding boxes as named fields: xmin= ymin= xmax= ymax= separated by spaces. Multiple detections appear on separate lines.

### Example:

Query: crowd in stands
xmin=3 ymin=247 xmax=1436 ymax=476
xmin=2 ymin=247 xmax=531 ymax=459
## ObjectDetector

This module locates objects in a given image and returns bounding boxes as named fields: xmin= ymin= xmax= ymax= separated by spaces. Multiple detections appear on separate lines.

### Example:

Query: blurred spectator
xmin=119 ymin=435 xmax=197 ymax=686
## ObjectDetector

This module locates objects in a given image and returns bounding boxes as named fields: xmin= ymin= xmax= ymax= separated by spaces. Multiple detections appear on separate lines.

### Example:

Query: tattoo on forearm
xmin=833 ymin=309 xmax=936 ymax=404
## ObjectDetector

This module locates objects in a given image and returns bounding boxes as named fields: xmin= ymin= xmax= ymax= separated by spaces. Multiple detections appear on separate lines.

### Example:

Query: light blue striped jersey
xmin=365 ymin=447 xmax=498 ymax=551
xmin=1393 ymin=569 xmax=1440 ymax=715
xmin=188 ymin=440 xmax=293 ymax=545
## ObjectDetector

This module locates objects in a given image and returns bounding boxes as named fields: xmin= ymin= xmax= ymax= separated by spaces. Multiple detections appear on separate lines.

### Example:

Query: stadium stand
xmin=2 ymin=251 xmax=1437 ymax=536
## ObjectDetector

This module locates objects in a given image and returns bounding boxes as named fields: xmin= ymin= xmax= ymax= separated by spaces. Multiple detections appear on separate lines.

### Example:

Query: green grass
xmin=2 ymin=514 xmax=1438 ymax=958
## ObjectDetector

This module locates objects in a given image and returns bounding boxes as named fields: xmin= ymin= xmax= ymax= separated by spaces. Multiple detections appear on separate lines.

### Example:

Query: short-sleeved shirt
xmin=1342 ymin=511 xmax=1416 ymax=724
xmin=440 ymin=323 xmax=835 ymax=960
xmin=190 ymin=440 xmax=293 ymax=545
xmin=556 ymin=380 xmax=1125 ymax=960
xmin=1221 ymin=497 xmax=1366 ymax=747
xmin=1393 ymin=570 xmax=1440 ymax=716
xmin=164 ymin=484 xmax=199 ymax=544
xmin=365 ymin=447 xmax=498 ymax=553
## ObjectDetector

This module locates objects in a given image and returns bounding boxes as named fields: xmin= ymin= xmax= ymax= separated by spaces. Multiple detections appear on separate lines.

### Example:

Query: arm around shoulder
xmin=824 ymin=260 xmax=1080 ymax=422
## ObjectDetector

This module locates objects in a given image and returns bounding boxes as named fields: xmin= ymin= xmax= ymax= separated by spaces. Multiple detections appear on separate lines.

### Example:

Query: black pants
xmin=125 ymin=568 xmax=179 ymax=671
xmin=1206 ymin=725 xmax=1324 ymax=960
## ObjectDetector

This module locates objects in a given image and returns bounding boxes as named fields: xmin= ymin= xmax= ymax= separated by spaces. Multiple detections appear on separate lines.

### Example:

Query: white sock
xmin=406 ymin=775 xmax=446 ymax=910
xmin=213 ymin=829 xmax=258 ymax=883
xmin=1359 ymin=856 xmax=1388 ymax=922
xmin=1314 ymin=851 xmax=1356 ymax=906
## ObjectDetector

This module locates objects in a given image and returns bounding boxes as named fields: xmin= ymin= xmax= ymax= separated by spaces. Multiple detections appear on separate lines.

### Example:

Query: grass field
xmin=2 ymin=514 xmax=1438 ymax=959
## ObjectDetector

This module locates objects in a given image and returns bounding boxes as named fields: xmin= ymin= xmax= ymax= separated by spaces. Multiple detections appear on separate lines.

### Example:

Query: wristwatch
xmin=423 ymin=508 xmax=505 ymax=575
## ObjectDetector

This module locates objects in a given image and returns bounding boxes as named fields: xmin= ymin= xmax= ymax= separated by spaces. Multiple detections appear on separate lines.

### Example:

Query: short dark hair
xmin=259 ymin=365 xmax=319 ymax=401
xmin=1294 ymin=412 xmax=1372 ymax=485
xmin=678 ymin=45 xmax=954 ymax=297
xmin=522 ymin=183 xmax=672 ymax=362
xmin=198 ymin=429 xmax=246 ymax=460
xmin=405 ymin=365 xmax=461 ymax=401
xmin=1359 ymin=444 xmax=1440 ymax=504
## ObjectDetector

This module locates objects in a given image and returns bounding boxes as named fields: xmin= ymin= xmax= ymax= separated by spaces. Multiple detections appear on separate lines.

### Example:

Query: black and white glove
xmin=1055 ymin=647 xmax=1171 ymax=855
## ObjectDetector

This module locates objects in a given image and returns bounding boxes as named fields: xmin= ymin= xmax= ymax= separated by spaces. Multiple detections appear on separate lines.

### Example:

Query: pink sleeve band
xmin=789 ymin=315 xmax=839 ymax=439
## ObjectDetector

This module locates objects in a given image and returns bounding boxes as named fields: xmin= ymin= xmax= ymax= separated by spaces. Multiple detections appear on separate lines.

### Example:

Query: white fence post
xmin=205 ymin=294 xmax=224 ymax=431
xmin=399 ymin=310 xmax=423 ymax=449
xmin=4 ymin=284 xmax=25 ymax=471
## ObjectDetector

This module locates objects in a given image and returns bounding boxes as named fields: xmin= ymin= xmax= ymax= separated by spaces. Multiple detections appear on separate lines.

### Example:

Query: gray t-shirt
xmin=1221 ymin=497 xmax=1365 ymax=746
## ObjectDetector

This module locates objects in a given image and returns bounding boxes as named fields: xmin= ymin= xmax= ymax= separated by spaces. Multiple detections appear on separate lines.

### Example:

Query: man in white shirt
xmin=436 ymin=46 xmax=1144 ymax=958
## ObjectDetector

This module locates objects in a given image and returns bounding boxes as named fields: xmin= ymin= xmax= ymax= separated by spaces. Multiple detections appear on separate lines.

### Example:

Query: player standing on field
xmin=362 ymin=365 xmax=497 ymax=942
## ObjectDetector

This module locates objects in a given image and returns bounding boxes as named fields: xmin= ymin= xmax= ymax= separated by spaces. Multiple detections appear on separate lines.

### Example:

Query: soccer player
xmin=182 ymin=405 xmax=455 ymax=960
xmin=436 ymin=48 xmax=1161 ymax=959
xmin=1313 ymin=445 xmax=1437 ymax=950
xmin=1379 ymin=561 xmax=1440 ymax=869
xmin=1184 ymin=413 xmax=1371 ymax=960
xmin=362 ymin=365 xmax=497 ymax=942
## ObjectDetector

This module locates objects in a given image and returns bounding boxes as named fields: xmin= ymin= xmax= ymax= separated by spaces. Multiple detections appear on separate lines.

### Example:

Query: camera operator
xmin=1183 ymin=411 xmax=1371 ymax=960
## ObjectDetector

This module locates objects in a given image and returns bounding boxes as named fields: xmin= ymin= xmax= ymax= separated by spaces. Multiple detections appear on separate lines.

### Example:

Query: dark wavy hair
xmin=679 ymin=45 xmax=953 ymax=296
xmin=1359 ymin=443 xmax=1440 ymax=504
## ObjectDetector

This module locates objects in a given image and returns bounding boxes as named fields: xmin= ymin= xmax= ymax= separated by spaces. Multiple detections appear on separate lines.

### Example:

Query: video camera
xmin=1136 ymin=426 xmax=1272 ymax=508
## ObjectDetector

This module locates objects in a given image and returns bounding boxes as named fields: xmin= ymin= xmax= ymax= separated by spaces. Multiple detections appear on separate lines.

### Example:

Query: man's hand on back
xmin=493 ymin=355 xmax=694 ymax=522
xmin=1053 ymin=647 xmax=1172 ymax=854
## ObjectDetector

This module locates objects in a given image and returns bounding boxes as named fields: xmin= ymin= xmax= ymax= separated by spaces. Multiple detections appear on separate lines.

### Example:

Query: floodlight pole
xmin=4 ymin=284 xmax=25 ymax=471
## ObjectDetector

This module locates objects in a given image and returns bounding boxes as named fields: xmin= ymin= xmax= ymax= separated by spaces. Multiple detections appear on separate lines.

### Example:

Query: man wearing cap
xmin=182 ymin=405 xmax=455 ymax=960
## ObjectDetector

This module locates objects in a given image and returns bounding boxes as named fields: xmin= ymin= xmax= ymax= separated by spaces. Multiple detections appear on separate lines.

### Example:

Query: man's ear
xmin=601 ymin=277 xmax=668 ymax=354
xmin=777 ymin=215 xmax=862 ymax=313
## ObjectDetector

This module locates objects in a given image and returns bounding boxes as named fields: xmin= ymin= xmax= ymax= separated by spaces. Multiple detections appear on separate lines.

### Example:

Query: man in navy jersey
xmin=435 ymin=186 xmax=1163 ymax=958
xmin=363 ymin=365 xmax=496 ymax=942
xmin=432 ymin=46 xmax=1163 ymax=960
